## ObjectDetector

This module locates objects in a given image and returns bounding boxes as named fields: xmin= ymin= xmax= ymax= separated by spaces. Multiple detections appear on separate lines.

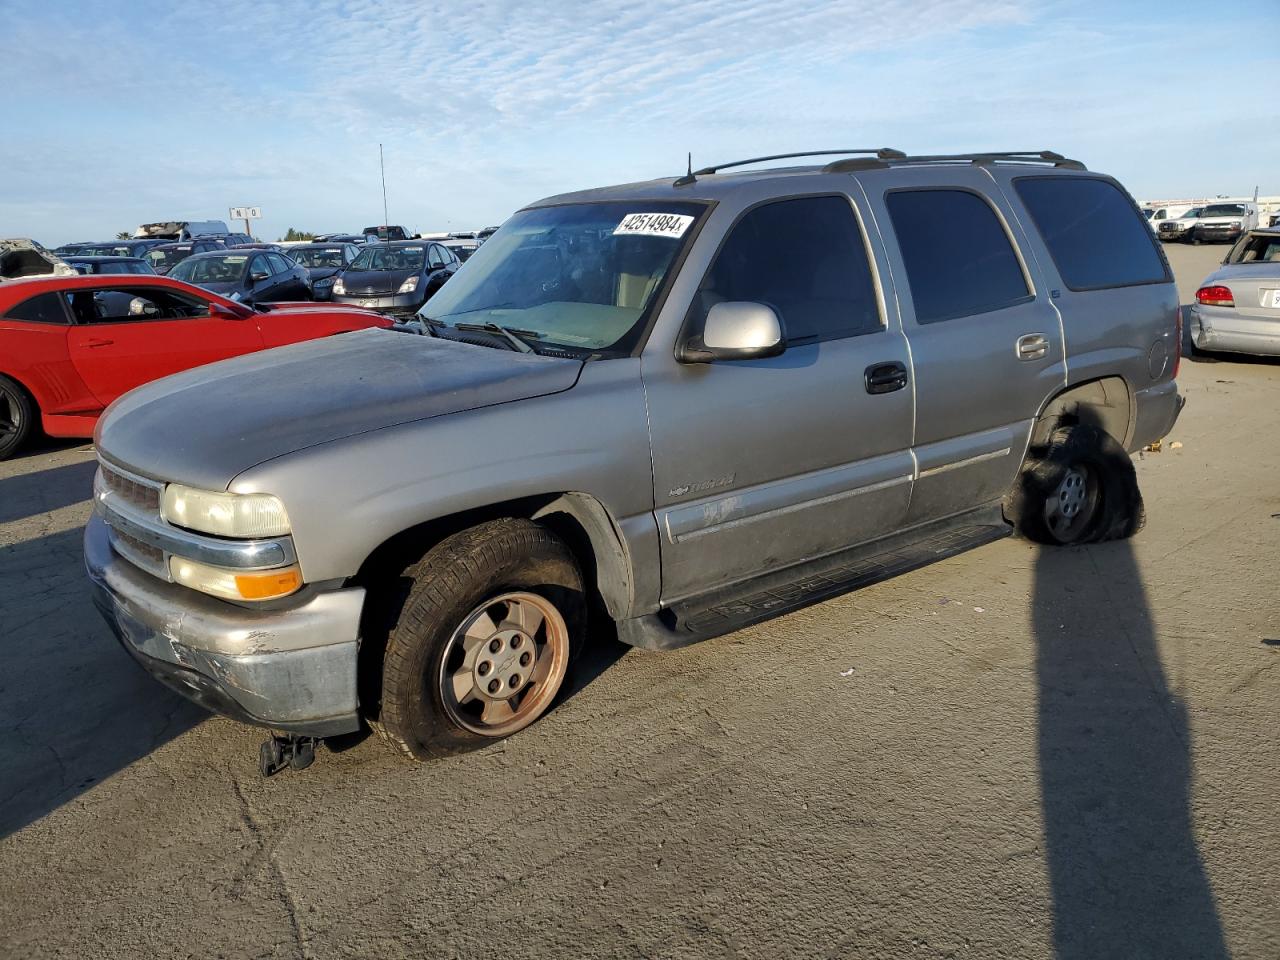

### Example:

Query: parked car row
xmin=1146 ymin=201 xmax=1263 ymax=244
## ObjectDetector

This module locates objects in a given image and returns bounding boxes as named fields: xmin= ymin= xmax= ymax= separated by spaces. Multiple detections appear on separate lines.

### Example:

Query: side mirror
xmin=679 ymin=301 xmax=785 ymax=363
xmin=209 ymin=299 xmax=251 ymax=320
xmin=250 ymin=271 xmax=270 ymax=283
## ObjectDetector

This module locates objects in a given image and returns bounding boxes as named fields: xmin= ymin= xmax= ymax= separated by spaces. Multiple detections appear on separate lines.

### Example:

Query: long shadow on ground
xmin=1034 ymin=541 xmax=1228 ymax=958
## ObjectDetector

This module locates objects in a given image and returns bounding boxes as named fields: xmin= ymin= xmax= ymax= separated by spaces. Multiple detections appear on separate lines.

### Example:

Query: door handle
xmin=85 ymin=338 xmax=115 ymax=348
xmin=864 ymin=361 xmax=909 ymax=395
xmin=1016 ymin=333 xmax=1048 ymax=361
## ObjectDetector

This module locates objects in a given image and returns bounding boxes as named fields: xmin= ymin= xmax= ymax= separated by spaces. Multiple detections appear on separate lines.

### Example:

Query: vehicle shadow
xmin=0 ymin=525 xmax=204 ymax=838
xmin=1033 ymin=540 xmax=1228 ymax=958
xmin=0 ymin=459 xmax=97 ymax=524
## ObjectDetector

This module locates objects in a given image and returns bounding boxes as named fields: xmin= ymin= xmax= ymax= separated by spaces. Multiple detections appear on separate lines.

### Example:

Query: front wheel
xmin=1006 ymin=424 xmax=1145 ymax=546
xmin=375 ymin=518 xmax=585 ymax=761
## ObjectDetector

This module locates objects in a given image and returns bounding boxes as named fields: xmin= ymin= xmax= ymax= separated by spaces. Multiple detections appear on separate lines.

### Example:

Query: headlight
xmin=397 ymin=276 xmax=419 ymax=293
xmin=314 ymin=276 xmax=333 ymax=286
xmin=162 ymin=484 xmax=291 ymax=538
xmin=332 ymin=278 xmax=346 ymax=295
xmin=170 ymin=556 xmax=301 ymax=602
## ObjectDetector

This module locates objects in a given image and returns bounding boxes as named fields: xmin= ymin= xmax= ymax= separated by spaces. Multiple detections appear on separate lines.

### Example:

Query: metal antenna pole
xmin=380 ymin=143 xmax=389 ymax=229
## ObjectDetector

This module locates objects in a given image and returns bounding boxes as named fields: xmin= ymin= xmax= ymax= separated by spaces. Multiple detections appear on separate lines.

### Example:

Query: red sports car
xmin=0 ymin=273 xmax=394 ymax=458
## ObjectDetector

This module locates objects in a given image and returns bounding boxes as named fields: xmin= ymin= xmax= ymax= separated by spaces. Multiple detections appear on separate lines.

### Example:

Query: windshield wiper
xmin=454 ymin=321 xmax=540 ymax=354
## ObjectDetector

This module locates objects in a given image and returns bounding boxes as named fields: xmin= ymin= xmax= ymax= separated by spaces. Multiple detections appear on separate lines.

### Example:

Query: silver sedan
xmin=1188 ymin=228 xmax=1280 ymax=357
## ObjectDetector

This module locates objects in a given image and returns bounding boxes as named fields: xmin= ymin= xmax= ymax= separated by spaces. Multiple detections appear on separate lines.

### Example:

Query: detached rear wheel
xmin=0 ymin=375 xmax=36 ymax=461
xmin=377 ymin=519 xmax=584 ymax=761
xmin=1006 ymin=424 xmax=1145 ymax=546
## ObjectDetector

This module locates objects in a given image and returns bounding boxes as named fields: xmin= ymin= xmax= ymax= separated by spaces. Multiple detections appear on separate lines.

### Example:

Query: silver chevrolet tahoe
xmin=86 ymin=149 xmax=1184 ymax=769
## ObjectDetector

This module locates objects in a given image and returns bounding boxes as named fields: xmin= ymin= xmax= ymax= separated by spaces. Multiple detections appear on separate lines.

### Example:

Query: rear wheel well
xmin=1031 ymin=377 xmax=1134 ymax=451
xmin=352 ymin=493 xmax=618 ymax=724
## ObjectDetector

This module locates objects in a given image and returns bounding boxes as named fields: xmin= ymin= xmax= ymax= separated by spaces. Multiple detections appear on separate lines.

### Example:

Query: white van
xmin=1191 ymin=201 xmax=1260 ymax=244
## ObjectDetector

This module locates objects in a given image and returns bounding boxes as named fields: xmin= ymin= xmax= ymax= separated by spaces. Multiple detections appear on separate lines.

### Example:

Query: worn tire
xmin=1006 ymin=424 xmax=1145 ymax=546
xmin=375 ymin=518 xmax=585 ymax=761
xmin=0 ymin=375 xmax=36 ymax=461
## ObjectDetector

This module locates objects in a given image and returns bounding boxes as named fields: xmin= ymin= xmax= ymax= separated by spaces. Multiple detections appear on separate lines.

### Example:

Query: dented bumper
xmin=84 ymin=514 xmax=363 ymax=736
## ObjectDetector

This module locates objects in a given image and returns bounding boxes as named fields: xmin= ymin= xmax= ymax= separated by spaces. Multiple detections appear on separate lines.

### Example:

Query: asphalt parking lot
xmin=1 ymin=243 xmax=1277 ymax=959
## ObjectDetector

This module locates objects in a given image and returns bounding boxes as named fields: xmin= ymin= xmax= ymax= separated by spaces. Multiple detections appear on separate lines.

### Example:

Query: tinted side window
xmin=886 ymin=189 xmax=1030 ymax=324
xmin=65 ymin=287 xmax=210 ymax=324
xmin=694 ymin=195 xmax=881 ymax=343
xmin=6 ymin=292 xmax=69 ymax=324
xmin=267 ymin=254 xmax=291 ymax=275
xmin=1014 ymin=177 xmax=1169 ymax=290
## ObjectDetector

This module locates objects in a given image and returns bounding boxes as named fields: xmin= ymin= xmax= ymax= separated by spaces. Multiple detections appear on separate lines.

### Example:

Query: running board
xmin=617 ymin=507 xmax=1011 ymax=651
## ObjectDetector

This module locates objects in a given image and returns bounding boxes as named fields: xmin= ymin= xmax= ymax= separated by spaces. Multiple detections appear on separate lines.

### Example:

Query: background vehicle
xmin=229 ymin=242 xmax=289 ymax=254
xmin=1156 ymin=206 xmax=1203 ymax=242
xmin=313 ymin=233 xmax=369 ymax=244
xmin=86 ymin=149 xmax=1180 ymax=767
xmin=64 ymin=256 xmax=155 ymax=276
xmin=71 ymin=239 xmax=169 ymax=259
xmin=1 ymin=239 xmax=76 ymax=282
xmin=167 ymin=250 xmax=312 ymax=305
xmin=441 ymin=237 xmax=480 ymax=262
xmin=144 ymin=240 xmax=227 ymax=275
xmin=286 ymin=243 xmax=360 ymax=301
xmin=1145 ymin=204 xmax=1191 ymax=232
xmin=0 ymin=273 xmax=391 ymax=458
xmin=1192 ymin=201 xmax=1260 ymax=244
xmin=331 ymin=240 xmax=457 ymax=314
xmin=1186 ymin=228 xmax=1280 ymax=358
xmin=362 ymin=225 xmax=409 ymax=242
xmin=134 ymin=220 xmax=231 ymax=241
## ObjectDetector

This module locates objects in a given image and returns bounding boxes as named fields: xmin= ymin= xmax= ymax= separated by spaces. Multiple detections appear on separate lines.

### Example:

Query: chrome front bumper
xmin=85 ymin=513 xmax=364 ymax=736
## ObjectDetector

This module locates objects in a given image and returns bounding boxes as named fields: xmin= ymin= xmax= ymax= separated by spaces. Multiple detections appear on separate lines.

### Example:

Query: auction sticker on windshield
xmin=613 ymin=213 xmax=694 ymax=239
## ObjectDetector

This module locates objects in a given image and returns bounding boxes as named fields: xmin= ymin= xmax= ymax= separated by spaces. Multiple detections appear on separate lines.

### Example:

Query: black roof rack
xmin=822 ymin=150 xmax=1086 ymax=173
xmin=674 ymin=148 xmax=906 ymax=185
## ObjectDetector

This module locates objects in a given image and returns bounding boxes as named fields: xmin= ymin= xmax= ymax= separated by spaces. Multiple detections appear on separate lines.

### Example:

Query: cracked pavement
xmin=0 ymin=245 xmax=1277 ymax=959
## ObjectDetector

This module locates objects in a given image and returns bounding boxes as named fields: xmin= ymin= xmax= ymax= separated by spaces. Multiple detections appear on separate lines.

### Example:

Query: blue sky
xmin=1 ymin=0 xmax=1276 ymax=245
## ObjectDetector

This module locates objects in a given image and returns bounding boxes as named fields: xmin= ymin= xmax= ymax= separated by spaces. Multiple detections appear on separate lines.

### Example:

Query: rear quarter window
xmin=1014 ymin=177 xmax=1170 ymax=291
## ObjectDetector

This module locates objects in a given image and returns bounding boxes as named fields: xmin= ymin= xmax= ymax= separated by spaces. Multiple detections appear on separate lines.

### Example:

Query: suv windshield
xmin=351 ymin=245 xmax=425 ymax=271
xmin=419 ymin=201 xmax=706 ymax=355
xmin=170 ymin=254 xmax=249 ymax=283
xmin=1180 ymin=208 xmax=1203 ymax=218
xmin=291 ymin=246 xmax=347 ymax=268
xmin=1202 ymin=204 xmax=1246 ymax=218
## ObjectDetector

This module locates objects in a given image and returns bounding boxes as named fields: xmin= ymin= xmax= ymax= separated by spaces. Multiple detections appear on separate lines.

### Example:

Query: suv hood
xmin=96 ymin=328 xmax=583 ymax=491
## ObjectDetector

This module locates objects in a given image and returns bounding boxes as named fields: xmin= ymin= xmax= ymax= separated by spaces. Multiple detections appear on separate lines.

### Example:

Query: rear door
xmin=65 ymin=284 xmax=264 ymax=405
xmin=856 ymin=167 xmax=1065 ymax=526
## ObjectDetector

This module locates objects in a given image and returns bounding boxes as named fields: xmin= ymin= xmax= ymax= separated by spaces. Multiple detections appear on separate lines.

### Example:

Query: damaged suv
xmin=87 ymin=149 xmax=1183 ymax=772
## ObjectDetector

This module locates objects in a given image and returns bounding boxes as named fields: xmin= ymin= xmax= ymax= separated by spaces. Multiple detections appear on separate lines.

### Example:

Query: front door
xmin=643 ymin=193 xmax=915 ymax=603
xmin=66 ymin=284 xmax=264 ymax=405
xmin=856 ymin=168 xmax=1065 ymax=526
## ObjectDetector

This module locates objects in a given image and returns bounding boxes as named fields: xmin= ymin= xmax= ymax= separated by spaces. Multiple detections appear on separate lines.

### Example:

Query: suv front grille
xmin=109 ymin=529 xmax=168 ymax=578
xmin=99 ymin=460 xmax=162 ymax=513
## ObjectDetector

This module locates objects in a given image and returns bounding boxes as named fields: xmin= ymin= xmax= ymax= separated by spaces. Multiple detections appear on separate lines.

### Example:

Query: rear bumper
xmin=1129 ymin=379 xmax=1184 ymax=452
xmin=1190 ymin=305 xmax=1280 ymax=357
xmin=85 ymin=513 xmax=363 ymax=737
